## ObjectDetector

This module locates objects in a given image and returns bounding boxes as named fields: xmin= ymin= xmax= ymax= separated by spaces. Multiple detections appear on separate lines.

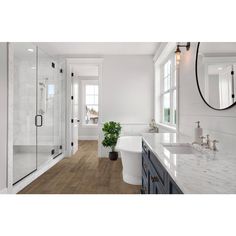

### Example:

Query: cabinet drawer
xmin=149 ymin=151 xmax=167 ymax=189
xmin=149 ymin=161 xmax=166 ymax=194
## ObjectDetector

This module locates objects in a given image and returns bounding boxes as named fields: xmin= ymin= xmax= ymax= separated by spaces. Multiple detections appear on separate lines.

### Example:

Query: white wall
xmin=179 ymin=42 xmax=236 ymax=154
xmin=100 ymin=55 xmax=154 ymax=156
xmin=0 ymin=43 xmax=8 ymax=192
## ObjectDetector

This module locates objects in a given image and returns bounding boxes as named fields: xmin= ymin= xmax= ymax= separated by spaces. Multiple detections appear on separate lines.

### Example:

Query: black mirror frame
xmin=195 ymin=42 xmax=236 ymax=111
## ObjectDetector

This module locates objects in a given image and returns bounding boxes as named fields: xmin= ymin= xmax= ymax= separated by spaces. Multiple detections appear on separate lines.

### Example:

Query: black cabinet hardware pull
xmin=151 ymin=176 xmax=159 ymax=182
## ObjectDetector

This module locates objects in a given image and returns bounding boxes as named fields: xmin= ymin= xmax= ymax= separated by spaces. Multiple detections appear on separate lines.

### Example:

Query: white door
xmin=71 ymin=73 xmax=79 ymax=155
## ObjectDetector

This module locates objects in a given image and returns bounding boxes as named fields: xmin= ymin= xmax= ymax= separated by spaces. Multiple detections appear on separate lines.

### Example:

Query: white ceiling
xmin=36 ymin=42 xmax=160 ymax=56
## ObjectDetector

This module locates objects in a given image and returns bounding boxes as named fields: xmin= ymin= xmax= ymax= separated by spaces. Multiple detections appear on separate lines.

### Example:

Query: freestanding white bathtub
xmin=116 ymin=136 xmax=142 ymax=185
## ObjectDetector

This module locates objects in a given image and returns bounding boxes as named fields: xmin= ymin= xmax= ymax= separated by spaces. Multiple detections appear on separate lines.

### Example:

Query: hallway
xmin=19 ymin=141 xmax=141 ymax=194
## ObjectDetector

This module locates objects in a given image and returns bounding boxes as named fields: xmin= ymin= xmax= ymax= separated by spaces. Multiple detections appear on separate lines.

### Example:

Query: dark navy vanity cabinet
xmin=141 ymin=140 xmax=183 ymax=194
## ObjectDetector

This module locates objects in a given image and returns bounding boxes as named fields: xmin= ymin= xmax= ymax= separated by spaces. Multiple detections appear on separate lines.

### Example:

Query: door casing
xmin=65 ymin=58 xmax=103 ymax=157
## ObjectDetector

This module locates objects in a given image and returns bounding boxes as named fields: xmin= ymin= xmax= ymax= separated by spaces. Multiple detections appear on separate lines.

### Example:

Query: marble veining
xmin=142 ymin=133 xmax=236 ymax=194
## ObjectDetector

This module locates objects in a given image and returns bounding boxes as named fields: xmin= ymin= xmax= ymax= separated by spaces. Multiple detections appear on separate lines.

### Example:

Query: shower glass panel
xmin=37 ymin=48 xmax=54 ymax=166
xmin=53 ymin=68 xmax=63 ymax=157
xmin=13 ymin=43 xmax=37 ymax=184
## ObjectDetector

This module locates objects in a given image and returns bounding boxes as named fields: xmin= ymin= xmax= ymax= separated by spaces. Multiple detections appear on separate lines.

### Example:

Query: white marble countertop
xmin=142 ymin=133 xmax=236 ymax=194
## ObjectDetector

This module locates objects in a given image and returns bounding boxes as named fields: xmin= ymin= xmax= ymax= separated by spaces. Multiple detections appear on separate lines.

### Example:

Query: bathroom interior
xmin=1 ymin=2 xmax=236 ymax=235
xmin=0 ymin=41 xmax=236 ymax=195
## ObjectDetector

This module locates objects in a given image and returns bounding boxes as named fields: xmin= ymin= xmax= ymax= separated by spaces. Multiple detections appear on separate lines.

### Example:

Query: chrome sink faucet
xmin=205 ymin=134 xmax=211 ymax=149
xmin=199 ymin=135 xmax=219 ymax=151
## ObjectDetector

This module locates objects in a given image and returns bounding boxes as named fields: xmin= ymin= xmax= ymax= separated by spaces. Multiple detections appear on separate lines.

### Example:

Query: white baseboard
xmin=0 ymin=188 xmax=8 ymax=194
xmin=10 ymin=154 xmax=65 ymax=194
xmin=78 ymin=136 xmax=98 ymax=140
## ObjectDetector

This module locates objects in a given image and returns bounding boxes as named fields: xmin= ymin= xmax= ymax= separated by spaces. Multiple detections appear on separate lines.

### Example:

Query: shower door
xmin=13 ymin=43 xmax=63 ymax=184
xmin=13 ymin=43 xmax=37 ymax=184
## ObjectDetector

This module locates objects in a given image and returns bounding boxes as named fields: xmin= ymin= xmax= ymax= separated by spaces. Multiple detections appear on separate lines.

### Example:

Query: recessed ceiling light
xmin=27 ymin=48 xmax=34 ymax=52
xmin=218 ymin=67 xmax=223 ymax=70
xmin=31 ymin=66 xmax=36 ymax=70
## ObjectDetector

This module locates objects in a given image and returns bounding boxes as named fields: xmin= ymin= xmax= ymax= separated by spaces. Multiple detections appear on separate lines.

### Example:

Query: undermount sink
xmin=162 ymin=143 xmax=200 ymax=155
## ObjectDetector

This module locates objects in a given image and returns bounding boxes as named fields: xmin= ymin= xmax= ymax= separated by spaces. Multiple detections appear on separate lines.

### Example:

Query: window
xmin=83 ymin=82 xmax=99 ymax=125
xmin=47 ymin=84 xmax=55 ymax=98
xmin=160 ymin=55 xmax=177 ymax=126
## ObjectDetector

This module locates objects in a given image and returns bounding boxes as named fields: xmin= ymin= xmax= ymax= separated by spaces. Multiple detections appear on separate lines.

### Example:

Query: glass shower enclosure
xmin=12 ymin=43 xmax=64 ymax=184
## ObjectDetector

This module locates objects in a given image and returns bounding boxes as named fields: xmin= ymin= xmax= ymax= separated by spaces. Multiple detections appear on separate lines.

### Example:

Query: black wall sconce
xmin=175 ymin=42 xmax=191 ymax=64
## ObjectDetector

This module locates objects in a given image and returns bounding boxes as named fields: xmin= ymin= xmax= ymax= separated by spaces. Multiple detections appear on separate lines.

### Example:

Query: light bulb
xmin=176 ymin=52 xmax=181 ymax=64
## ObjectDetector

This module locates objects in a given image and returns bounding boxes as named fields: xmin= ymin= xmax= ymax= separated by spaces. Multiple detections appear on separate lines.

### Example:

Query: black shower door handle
xmin=35 ymin=115 xmax=43 ymax=127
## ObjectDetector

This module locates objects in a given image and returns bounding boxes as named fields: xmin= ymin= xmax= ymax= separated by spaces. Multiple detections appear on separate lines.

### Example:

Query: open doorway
xmin=67 ymin=59 xmax=103 ymax=157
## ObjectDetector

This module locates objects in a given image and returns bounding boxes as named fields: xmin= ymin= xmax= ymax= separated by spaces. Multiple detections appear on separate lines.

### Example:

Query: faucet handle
xmin=200 ymin=136 xmax=206 ymax=146
xmin=212 ymin=140 xmax=219 ymax=151
xmin=205 ymin=134 xmax=211 ymax=148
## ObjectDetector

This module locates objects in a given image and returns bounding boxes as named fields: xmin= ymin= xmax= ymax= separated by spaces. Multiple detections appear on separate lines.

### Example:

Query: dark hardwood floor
xmin=19 ymin=141 xmax=141 ymax=194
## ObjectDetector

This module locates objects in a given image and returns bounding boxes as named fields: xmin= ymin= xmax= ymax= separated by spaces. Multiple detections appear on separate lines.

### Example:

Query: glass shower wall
xmin=37 ymin=48 xmax=64 ymax=166
xmin=13 ymin=43 xmax=37 ymax=184
xmin=12 ymin=43 xmax=64 ymax=184
xmin=53 ymin=64 xmax=64 ymax=157
xmin=37 ymin=48 xmax=55 ymax=167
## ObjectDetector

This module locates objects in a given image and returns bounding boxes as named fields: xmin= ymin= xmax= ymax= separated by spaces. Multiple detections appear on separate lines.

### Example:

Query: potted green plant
xmin=102 ymin=121 xmax=121 ymax=160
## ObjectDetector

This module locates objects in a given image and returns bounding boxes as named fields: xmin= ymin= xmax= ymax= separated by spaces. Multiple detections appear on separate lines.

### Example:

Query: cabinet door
xmin=141 ymin=154 xmax=149 ymax=194
xmin=169 ymin=177 xmax=183 ymax=194
xmin=141 ymin=175 xmax=149 ymax=194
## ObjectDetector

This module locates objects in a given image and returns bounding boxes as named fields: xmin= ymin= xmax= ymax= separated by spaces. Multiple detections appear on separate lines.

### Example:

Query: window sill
xmin=157 ymin=122 xmax=176 ymax=132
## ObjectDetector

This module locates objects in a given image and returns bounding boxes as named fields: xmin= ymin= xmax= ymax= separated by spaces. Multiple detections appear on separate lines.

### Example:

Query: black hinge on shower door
xmin=59 ymin=145 xmax=63 ymax=150
xmin=52 ymin=62 xmax=55 ymax=68
xmin=71 ymin=72 xmax=74 ymax=77
xmin=51 ymin=149 xmax=55 ymax=155
xmin=71 ymin=142 xmax=74 ymax=146
xmin=71 ymin=96 xmax=74 ymax=100
xmin=71 ymin=119 xmax=74 ymax=123
xmin=60 ymin=68 xmax=63 ymax=73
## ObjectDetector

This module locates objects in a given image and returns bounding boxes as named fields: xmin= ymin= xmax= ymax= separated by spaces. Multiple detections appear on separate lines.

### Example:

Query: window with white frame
xmin=83 ymin=81 xmax=99 ymax=125
xmin=160 ymin=55 xmax=177 ymax=126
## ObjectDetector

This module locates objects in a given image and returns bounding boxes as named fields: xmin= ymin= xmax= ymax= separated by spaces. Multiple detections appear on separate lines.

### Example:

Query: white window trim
xmin=160 ymin=56 xmax=176 ymax=126
xmin=81 ymin=79 xmax=99 ymax=127
xmin=154 ymin=42 xmax=179 ymax=132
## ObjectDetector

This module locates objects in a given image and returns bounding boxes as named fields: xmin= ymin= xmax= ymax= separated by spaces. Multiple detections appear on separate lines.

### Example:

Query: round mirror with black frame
xmin=195 ymin=42 xmax=236 ymax=110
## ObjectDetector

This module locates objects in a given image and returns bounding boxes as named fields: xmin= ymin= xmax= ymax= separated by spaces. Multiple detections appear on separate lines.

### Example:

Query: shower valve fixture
xmin=175 ymin=42 xmax=191 ymax=64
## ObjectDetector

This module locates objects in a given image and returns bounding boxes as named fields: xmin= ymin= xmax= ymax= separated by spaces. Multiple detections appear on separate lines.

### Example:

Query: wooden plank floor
xmin=19 ymin=141 xmax=141 ymax=194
